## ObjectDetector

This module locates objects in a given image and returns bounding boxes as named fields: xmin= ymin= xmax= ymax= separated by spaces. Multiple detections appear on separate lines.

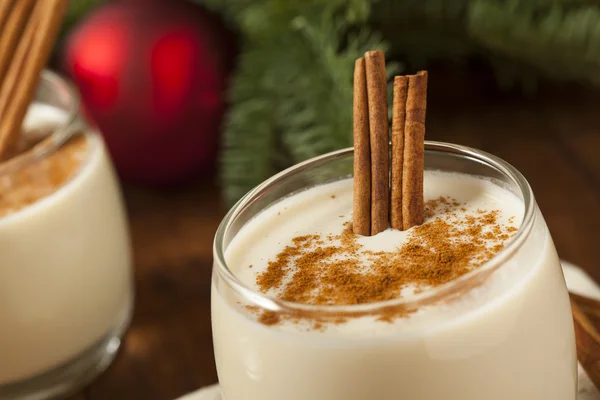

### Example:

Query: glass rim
xmin=0 ymin=70 xmax=80 ymax=176
xmin=213 ymin=141 xmax=536 ymax=314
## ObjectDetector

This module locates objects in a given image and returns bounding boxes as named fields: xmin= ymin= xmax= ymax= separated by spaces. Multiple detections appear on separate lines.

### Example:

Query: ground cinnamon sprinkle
xmin=0 ymin=135 xmax=88 ymax=217
xmin=258 ymin=311 xmax=281 ymax=326
xmin=250 ymin=196 xmax=518 ymax=327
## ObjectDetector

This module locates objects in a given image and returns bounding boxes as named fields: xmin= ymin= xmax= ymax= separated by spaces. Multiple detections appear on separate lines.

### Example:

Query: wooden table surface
xmin=69 ymin=70 xmax=600 ymax=399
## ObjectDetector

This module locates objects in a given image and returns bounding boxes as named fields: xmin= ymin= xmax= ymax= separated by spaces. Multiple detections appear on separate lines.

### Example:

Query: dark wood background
xmin=69 ymin=66 xmax=600 ymax=399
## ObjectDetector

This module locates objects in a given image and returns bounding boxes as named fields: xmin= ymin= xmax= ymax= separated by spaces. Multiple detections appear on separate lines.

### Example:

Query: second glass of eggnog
xmin=211 ymin=142 xmax=577 ymax=400
xmin=0 ymin=71 xmax=133 ymax=400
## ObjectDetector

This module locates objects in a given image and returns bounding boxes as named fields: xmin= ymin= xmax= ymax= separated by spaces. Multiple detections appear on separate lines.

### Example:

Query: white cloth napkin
xmin=178 ymin=261 xmax=600 ymax=400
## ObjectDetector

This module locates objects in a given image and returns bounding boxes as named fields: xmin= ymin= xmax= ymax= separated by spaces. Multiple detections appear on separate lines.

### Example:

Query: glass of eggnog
xmin=211 ymin=142 xmax=577 ymax=400
xmin=0 ymin=71 xmax=133 ymax=399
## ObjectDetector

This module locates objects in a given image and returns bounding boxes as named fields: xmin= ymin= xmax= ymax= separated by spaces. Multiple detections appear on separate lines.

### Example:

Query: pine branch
xmin=468 ymin=0 xmax=600 ymax=85
xmin=372 ymin=0 xmax=475 ymax=67
xmin=61 ymin=0 xmax=105 ymax=36
xmin=202 ymin=0 xmax=600 ymax=204
xmin=523 ymin=0 xmax=600 ymax=8
xmin=374 ymin=0 xmax=469 ymax=20
xmin=213 ymin=0 xmax=392 ymax=205
xmin=219 ymin=48 xmax=279 ymax=205
xmin=280 ymin=15 xmax=395 ymax=163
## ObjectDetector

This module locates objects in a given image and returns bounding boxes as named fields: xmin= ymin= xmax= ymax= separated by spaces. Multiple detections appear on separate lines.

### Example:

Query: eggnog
xmin=0 ymin=104 xmax=132 ymax=386
xmin=212 ymin=170 xmax=577 ymax=399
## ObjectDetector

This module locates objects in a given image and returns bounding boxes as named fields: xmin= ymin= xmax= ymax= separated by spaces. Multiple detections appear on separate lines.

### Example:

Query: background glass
xmin=0 ymin=71 xmax=133 ymax=399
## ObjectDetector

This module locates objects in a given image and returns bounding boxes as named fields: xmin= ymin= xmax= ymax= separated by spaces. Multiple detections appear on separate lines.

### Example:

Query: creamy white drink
xmin=212 ymin=171 xmax=577 ymax=400
xmin=0 ymin=104 xmax=132 ymax=385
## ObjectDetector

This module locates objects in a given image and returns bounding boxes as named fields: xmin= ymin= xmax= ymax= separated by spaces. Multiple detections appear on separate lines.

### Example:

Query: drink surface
xmin=0 ymin=104 xmax=89 ymax=217
xmin=213 ymin=170 xmax=577 ymax=399
xmin=0 ymin=105 xmax=132 ymax=384
xmin=226 ymin=171 xmax=523 ymax=331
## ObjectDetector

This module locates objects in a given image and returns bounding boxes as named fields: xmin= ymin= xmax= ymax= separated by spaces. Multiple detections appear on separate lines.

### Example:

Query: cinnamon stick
xmin=352 ymin=57 xmax=371 ymax=236
xmin=571 ymin=298 xmax=600 ymax=391
xmin=390 ymin=76 xmax=408 ymax=230
xmin=0 ymin=0 xmax=36 ymax=121
xmin=402 ymin=71 xmax=427 ymax=230
xmin=364 ymin=50 xmax=389 ymax=235
xmin=0 ymin=0 xmax=36 ymax=86
xmin=0 ymin=0 xmax=69 ymax=157
xmin=0 ymin=1 xmax=15 ymax=34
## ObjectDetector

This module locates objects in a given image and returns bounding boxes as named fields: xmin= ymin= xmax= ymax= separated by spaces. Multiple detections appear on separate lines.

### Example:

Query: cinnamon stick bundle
xmin=0 ymin=0 xmax=69 ymax=157
xmin=353 ymin=51 xmax=427 ymax=234
xmin=390 ymin=71 xmax=428 ymax=230
xmin=0 ymin=1 xmax=14 ymax=30
xmin=353 ymin=50 xmax=389 ymax=236
xmin=0 ymin=0 xmax=36 ymax=86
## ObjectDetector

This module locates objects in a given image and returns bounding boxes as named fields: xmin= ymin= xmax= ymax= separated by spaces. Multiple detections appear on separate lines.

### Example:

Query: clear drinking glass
xmin=0 ymin=71 xmax=133 ymax=399
xmin=212 ymin=142 xmax=577 ymax=400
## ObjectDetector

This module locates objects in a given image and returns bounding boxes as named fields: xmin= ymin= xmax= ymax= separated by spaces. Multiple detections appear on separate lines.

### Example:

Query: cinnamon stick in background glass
xmin=0 ymin=0 xmax=14 ymax=30
xmin=0 ymin=0 xmax=36 ymax=85
xmin=0 ymin=0 xmax=69 ymax=157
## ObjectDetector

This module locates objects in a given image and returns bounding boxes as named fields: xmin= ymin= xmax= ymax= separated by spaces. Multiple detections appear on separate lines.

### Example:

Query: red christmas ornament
xmin=62 ymin=0 xmax=234 ymax=186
